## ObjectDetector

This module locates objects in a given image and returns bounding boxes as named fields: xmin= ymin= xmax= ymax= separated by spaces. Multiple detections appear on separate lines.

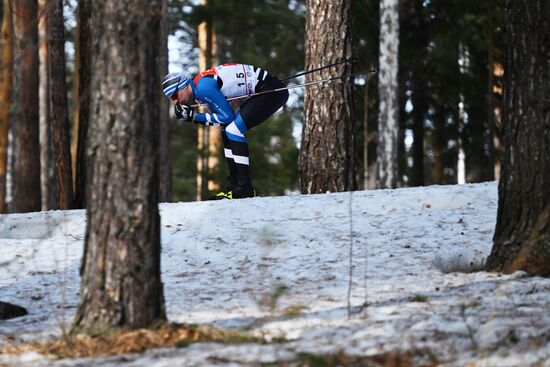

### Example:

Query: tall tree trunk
xmin=196 ymin=0 xmax=220 ymax=200
xmin=38 ymin=0 xmax=55 ymax=210
xmin=71 ymin=1 xmax=80 ymax=199
xmin=300 ymin=0 xmax=354 ymax=193
xmin=74 ymin=0 xmax=91 ymax=209
xmin=74 ymin=0 xmax=166 ymax=332
xmin=363 ymin=82 xmax=369 ymax=189
xmin=486 ymin=30 xmax=496 ymax=181
xmin=47 ymin=0 xmax=73 ymax=209
xmin=158 ymin=0 xmax=172 ymax=202
xmin=377 ymin=0 xmax=400 ymax=189
xmin=411 ymin=79 xmax=425 ymax=186
xmin=11 ymin=0 xmax=41 ymax=213
xmin=463 ymin=46 xmax=489 ymax=183
xmin=431 ymin=105 xmax=445 ymax=185
xmin=486 ymin=0 xmax=550 ymax=277
xmin=407 ymin=0 xmax=426 ymax=187
xmin=0 ymin=0 xmax=13 ymax=213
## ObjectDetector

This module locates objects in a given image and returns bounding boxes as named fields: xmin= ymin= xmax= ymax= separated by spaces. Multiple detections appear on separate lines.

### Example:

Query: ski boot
xmin=208 ymin=176 xmax=237 ymax=200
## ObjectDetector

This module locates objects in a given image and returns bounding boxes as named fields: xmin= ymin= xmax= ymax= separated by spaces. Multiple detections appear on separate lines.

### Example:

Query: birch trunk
xmin=377 ymin=0 xmax=399 ymax=189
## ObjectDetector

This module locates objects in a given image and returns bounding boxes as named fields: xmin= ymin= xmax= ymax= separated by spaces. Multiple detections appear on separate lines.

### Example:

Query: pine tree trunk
xmin=11 ymin=0 xmax=41 ymax=213
xmin=73 ymin=0 xmax=166 ymax=331
xmin=411 ymin=80 xmax=425 ymax=187
xmin=377 ymin=0 xmax=400 ymax=189
xmin=407 ymin=0 xmax=427 ymax=187
xmin=486 ymin=0 xmax=550 ymax=277
xmin=486 ymin=29 xmax=497 ymax=182
xmin=47 ymin=0 xmax=73 ymax=209
xmin=74 ymin=0 xmax=91 ymax=209
xmin=300 ymin=0 xmax=354 ymax=194
xmin=363 ymin=82 xmax=369 ymax=189
xmin=431 ymin=106 xmax=445 ymax=185
xmin=38 ymin=0 xmax=55 ymax=210
xmin=71 ymin=1 xmax=80 ymax=201
xmin=196 ymin=0 xmax=220 ymax=200
xmin=0 ymin=0 xmax=13 ymax=213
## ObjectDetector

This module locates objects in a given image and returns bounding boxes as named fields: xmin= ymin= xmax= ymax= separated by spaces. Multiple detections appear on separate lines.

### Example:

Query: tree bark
xmin=74 ymin=0 xmax=91 ymax=209
xmin=300 ymin=0 xmax=354 ymax=194
xmin=74 ymin=0 xmax=166 ymax=332
xmin=47 ymin=0 xmax=73 ymax=209
xmin=11 ymin=0 xmax=41 ymax=213
xmin=377 ymin=0 xmax=400 ymax=189
xmin=486 ymin=0 xmax=550 ymax=277
xmin=0 ymin=0 xmax=13 ymax=213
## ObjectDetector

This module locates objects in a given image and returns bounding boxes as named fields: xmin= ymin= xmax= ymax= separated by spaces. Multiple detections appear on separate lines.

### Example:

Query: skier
xmin=162 ymin=63 xmax=289 ymax=199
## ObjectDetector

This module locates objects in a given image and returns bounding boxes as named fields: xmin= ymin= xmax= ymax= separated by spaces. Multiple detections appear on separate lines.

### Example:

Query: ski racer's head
xmin=162 ymin=72 xmax=194 ymax=105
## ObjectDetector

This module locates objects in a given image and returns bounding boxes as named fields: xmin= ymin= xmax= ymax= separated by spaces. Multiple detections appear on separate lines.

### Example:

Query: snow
xmin=1 ymin=182 xmax=549 ymax=366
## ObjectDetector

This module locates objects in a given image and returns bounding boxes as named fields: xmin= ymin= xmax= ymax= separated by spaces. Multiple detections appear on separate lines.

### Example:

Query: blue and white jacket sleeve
xmin=193 ymin=77 xmax=235 ymax=126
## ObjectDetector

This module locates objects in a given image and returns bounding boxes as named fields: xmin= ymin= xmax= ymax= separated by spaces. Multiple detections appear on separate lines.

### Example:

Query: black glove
xmin=174 ymin=104 xmax=195 ymax=122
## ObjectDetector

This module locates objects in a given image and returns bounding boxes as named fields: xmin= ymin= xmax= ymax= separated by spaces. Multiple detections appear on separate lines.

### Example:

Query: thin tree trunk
xmin=196 ymin=0 xmax=220 ymax=200
xmin=431 ymin=106 xmax=445 ymax=185
xmin=363 ymin=82 xmax=369 ymax=189
xmin=411 ymin=80 xmax=425 ymax=186
xmin=11 ymin=0 xmax=41 ymax=213
xmin=486 ymin=0 xmax=550 ymax=277
xmin=74 ymin=0 xmax=166 ymax=331
xmin=38 ymin=0 xmax=55 ymax=210
xmin=71 ymin=1 xmax=80 ymax=197
xmin=486 ymin=30 xmax=496 ymax=181
xmin=0 ymin=0 xmax=13 ymax=213
xmin=300 ymin=0 xmax=354 ymax=194
xmin=407 ymin=0 xmax=426 ymax=187
xmin=377 ymin=0 xmax=400 ymax=189
xmin=74 ymin=0 xmax=91 ymax=209
xmin=47 ymin=0 xmax=73 ymax=209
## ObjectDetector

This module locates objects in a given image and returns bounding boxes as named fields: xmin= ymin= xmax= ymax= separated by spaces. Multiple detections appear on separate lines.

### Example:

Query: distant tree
xmin=73 ymin=0 xmax=91 ymax=209
xmin=486 ymin=0 xmax=549 ymax=277
xmin=300 ymin=0 xmax=354 ymax=193
xmin=38 ymin=0 xmax=55 ymax=210
xmin=399 ymin=0 xmax=427 ymax=187
xmin=377 ymin=0 xmax=399 ymax=189
xmin=11 ymin=0 xmax=41 ymax=213
xmin=0 ymin=0 xmax=13 ymax=213
xmin=47 ymin=0 xmax=73 ymax=209
xmin=351 ymin=0 xmax=379 ymax=190
xmin=74 ymin=0 xmax=166 ymax=331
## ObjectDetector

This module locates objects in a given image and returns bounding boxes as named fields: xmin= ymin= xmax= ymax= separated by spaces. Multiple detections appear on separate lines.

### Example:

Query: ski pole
xmin=189 ymin=68 xmax=377 ymax=108
xmin=279 ymin=56 xmax=359 ymax=82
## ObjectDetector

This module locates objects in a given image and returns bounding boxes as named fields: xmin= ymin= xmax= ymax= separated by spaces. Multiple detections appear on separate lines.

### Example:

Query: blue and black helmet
xmin=162 ymin=72 xmax=191 ymax=98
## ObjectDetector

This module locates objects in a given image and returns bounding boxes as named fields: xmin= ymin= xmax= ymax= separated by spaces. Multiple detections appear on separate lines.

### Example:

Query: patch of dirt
xmin=0 ymin=323 xmax=261 ymax=359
